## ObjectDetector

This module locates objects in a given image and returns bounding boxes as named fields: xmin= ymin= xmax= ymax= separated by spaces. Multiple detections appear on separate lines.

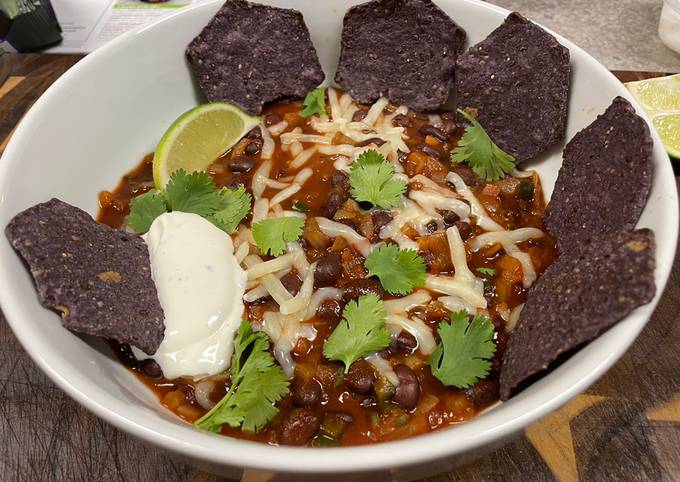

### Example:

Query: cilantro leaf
xmin=194 ymin=321 xmax=289 ymax=433
xmin=252 ymin=217 xmax=305 ymax=256
xmin=210 ymin=186 xmax=252 ymax=234
xmin=323 ymin=294 xmax=391 ymax=372
xmin=428 ymin=311 xmax=497 ymax=389
xmin=300 ymin=87 xmax=327 ymax=117
xmin=349 ymin=150 xmax=407 ymax=209
xmin=450 ymin=109 xmax=515 ymax=181
xmin=125 ymin=189 xmax=168 ymax=234
xmin=476 ymin=267 xmax=497 ymax=276
xmin=365 ymin=245 xmax=426 ymax=295
xmin=164 ymin=169 xmax=224 ymax=216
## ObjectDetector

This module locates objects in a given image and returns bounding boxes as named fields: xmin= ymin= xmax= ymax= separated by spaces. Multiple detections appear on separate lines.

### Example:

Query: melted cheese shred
xmin=425 ymin=226 xmax=487 ymax=311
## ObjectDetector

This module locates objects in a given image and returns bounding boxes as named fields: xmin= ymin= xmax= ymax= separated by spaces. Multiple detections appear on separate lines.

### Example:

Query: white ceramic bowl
xmin=0 ymin=1 xmax=677 ymax=480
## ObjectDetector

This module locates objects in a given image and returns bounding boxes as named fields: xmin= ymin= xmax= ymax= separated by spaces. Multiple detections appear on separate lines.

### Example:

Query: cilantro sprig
xmin=365 ymin=245 xmax=427 ymax=295
xmin=194 ymin=321 xmax=289 ymax=433
xmin=301 ymin=87 xmax=327 ymax=117
xmin=125 ymin=169 xmax=251 ymax=235
xmin=450 ymin=109 xmax=515 ymax=181
xmin=323 ymin=294 xmax=391 ymax=372
xmin=252 ymin=217 xmax=305 ymax=256
xmin=428 ymin=311 xmax=497 ymax=389
xmin=349 ymin=150 xmax=407 ymax=209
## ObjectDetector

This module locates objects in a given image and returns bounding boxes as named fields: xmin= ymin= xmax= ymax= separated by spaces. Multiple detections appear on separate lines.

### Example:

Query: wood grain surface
xmin=0 ymin=55 xmax=678 ymax=482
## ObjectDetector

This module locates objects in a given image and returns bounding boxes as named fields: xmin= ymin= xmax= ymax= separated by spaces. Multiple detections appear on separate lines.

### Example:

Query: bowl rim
xmin=0 ymin=0 xmax=677 ymax=474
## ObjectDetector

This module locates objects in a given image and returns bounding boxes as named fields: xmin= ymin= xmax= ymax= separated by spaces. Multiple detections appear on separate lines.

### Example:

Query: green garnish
xmin=126 ymin=189 xmax=167 ymax=234
xmin=428 ymin=311 xmax=497 ymax=389
xmin=125 ymin=169 xmax=251 ymax=235
xmin=517 ymin=181 xmax=535 ymax=200
xmin=365 ymin=245 xmax=427 ymax=295
xmin=323 ymin=293 xmax=391 ymax=373
xmin=450 ymin=109 xmax=515 ymax=181
xmin=349 ymin=150 xmax=407 ymax=209
xmin=210 ymin=186 xmax=253 ymax=234
xmin=301 ymin=87 xmax=327 ymax=117
xmin=476 ymin=267 xmax=497 ymax=277
xmin=292 ymin=201 xmax=310 ymax=213
xmin=252 ymin=216 xmax=305 ymax=256
xmin=194 ymin=321 xmax=289 ymax=433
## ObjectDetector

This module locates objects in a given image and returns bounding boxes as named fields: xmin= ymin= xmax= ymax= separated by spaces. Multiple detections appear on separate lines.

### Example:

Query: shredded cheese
xmin=365 ymin=353 xmax=399 ymax=387
xmin=315 ymin=217 xmax=371 ymax=257
xmin=386 ymin=314 xmax=437 ymax=355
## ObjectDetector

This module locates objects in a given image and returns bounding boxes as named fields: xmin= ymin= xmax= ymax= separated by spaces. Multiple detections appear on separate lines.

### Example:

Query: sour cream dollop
xmin=139 ymin=211 xmax=246 ymax=379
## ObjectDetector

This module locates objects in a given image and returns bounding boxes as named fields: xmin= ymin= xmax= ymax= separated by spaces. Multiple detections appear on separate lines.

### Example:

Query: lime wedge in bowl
xmin=626 ymin=74 xmax=680 ymax=159
xmin=153 ymin=103 xmax=261 ymax=188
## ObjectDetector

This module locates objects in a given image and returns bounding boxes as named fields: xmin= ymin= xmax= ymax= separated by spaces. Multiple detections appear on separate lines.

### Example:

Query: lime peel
xmin=153 ymin=102 xmax=261 ymax=189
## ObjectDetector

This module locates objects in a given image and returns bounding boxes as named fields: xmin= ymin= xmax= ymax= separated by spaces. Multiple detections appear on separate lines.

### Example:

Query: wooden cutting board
xmin=0 ymin=55 xmax=678 ymax=482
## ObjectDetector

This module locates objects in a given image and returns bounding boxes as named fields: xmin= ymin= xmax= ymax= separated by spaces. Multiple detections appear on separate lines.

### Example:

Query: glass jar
xmin=659 ymin=0 xmax=680 ymax=54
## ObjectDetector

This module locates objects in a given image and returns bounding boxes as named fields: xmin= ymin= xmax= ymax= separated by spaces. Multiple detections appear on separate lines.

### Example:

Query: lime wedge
xmin=153 ymin=103 xmax=261 ymax=188
xmin=652 ymin=113 xmax=680 ymax=159
xmin=625 ymin=74 xmax=680 ymax=159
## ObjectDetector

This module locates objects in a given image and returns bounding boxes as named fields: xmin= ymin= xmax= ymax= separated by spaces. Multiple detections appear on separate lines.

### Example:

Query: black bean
xmin=314 ymin=253 xmax=342 ymax=287
xmin=356 ymin=137 xmax=386 ymax=147
xmin=417 ymin=143 xmax=441 ymax=160
xmin=324 ymin=191 xmax=348 ymax=219
xmin=441 ymin=210 xmax=460 ymax=227
xmin=116 ymin=344 xmax=139 ymax=368
xmin=358 ymin=200 xmax=373 ymax=210
xmin=244 ymin=138 xmax=262 ymax=156
xmin=372 ymin=210 xmax=393 ymax=235
xmin=226 ymin=175 xmax=248 ymax=190
xmin=246 ymin=127 xmax=263 ymax=140
xmin=178 ymin=383 xmax=196 ymax=405
xmin=454 ymin=221 xmax=473 ymax=240
xmin=342 ymin=279 xmax=386 ymax=303
xmin=278 ymin=408 xmax=321 ymax=446
xmin=393 ymin=113 xmax=412 ymax=127
xmin=441 ymin=120 xmax=457 ymax=136
xmin=281 ymin=272 xmax=303 ymax=296
xmin=395 ymin=331 xmax=418 ymax=354
xmin=293 ymin=379 xmax=322 ymax=407
xmin=316 ymin=299 xmax=341 ymax=319
xmin=419 ymin=125 xmax=448 ymax=142
xmin=352 ymin=109 xmax=368 ymax=122
xmin=440 ymin=111 xmax=456 ymax=121
xmin=392 ymin=364 xmax=420 ymax=411
xmin=229 ymin=155 xmax=256 ymax=173
xmin=345 ymin=360 xmax=376 ymax=395
xmin=448 ymin=165 xmax=485 ymax=189
xmin=330 ymin=170 xmax=349 ymax=188
xmin=140 ymin=359 xmax=162 ymax=378
xmin=425 ymin=220 xmax=438 ymax=233
xmin=264 ymin=113 xmax=282 ymax=126
xmin=465 ymin=380 xmax=499 ymax=406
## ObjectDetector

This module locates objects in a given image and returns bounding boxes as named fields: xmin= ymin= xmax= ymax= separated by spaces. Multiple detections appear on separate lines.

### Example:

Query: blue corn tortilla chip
xmin=5 ymin=199 xmax=164 ymax=355
xmin=544 ymin=96 xmax=653 ymax=253
xmin=186 ymin=0 xmax=324 ymax=115
xmin=335 ymin=0 xmax=466 ymax=112
xmin=456 ymin=12 xmax=570 ymax=163
xmin=499 ymin=229 xmax=656 ymax=400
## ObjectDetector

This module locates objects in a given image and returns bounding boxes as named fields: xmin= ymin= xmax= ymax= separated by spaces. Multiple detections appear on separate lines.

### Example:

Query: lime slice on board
xmin=625 ymin=74 xmax=680 ymax=159
xmin=153 ymin=103 xmax=261 ymax=188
